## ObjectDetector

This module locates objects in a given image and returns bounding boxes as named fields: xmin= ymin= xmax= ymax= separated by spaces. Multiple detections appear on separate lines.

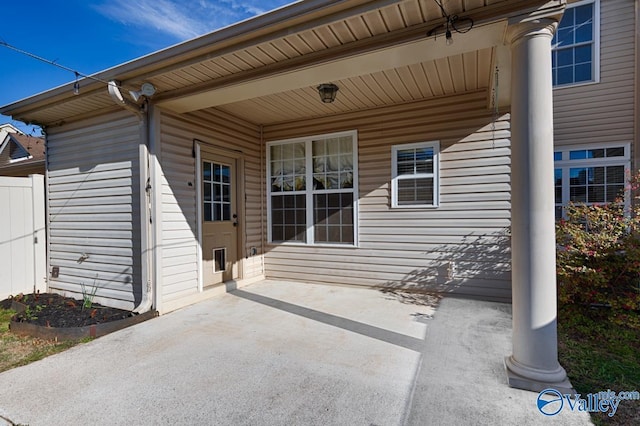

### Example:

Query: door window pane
xmin=203 ymin=161 xmax=232 ymax=222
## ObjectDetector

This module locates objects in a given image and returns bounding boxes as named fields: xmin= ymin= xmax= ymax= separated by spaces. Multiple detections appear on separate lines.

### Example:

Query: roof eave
xmin=0 ymin=0 xmax=387 ymax=119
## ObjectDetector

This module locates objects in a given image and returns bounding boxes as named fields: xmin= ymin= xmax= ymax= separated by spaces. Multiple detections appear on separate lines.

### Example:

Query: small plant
xmin=80 ymin=281 xmax=99 ymax=310
xmin=23 ymin=306 xmax=38 ymax=321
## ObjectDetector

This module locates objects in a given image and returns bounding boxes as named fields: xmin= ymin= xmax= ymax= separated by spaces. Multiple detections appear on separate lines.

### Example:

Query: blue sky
xmin=0 ymin=0 xmax=294 ymax=135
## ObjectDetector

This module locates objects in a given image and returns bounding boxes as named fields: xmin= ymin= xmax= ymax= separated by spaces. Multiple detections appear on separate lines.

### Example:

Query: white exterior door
xmin=201 ymin=154 xmax=239 ymax=286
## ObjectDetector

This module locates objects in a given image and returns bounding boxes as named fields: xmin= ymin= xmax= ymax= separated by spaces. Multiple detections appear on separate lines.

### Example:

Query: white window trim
xmin=554 ymin=142 xmax=631 ymax=217
xmin=391 ymin=140 xmax=440 ymax=209
xmin=266 ymin=129 xmax=359 ymax=247
xmin=552 ymin=0 xmax=600 ymax=89
xmin=8 ymin=154 xmax=33 ymax=164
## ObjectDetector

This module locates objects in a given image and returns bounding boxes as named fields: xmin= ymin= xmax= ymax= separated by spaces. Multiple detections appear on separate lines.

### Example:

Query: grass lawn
xmin=0 ymin=307 xmax=85 ymax=374
xmin=558 ymin=306 xmax=640 ymax=426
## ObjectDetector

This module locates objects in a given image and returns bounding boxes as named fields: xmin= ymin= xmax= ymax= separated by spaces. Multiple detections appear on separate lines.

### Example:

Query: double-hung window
xmin=552 ymin=0 xmax=599 ymax=87
xmin=391 ymin=141 xmax=440 ymax=208
xmin=554 ymin=143 xmax=630 ymax=219
xmin=268 ymin=131 xmax=357 ymax=245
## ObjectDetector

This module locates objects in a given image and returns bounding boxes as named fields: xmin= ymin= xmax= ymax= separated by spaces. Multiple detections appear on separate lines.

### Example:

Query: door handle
xmin=233 ymin=213 xmax=238 ymax=227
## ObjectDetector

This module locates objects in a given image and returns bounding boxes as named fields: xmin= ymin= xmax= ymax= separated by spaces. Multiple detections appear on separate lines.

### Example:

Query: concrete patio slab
xmin=0 ymin=280 xmax=591 ymax=425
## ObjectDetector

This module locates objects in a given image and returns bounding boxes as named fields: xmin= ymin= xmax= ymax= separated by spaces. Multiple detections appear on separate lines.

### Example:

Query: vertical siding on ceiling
xmin=158 ymin=108 xmax=262 ymax=305
xmin=553 ymin=0 xmax=635 ymax=146
xmin=262 ymin=91 xmax=512 ymax=301
xmin=46 ymin=111 xmax=142 ymax=310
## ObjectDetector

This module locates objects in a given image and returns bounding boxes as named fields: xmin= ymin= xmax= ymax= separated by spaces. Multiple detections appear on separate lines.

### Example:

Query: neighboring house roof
xmin=0 ymin=132 xmax=45 ymax=176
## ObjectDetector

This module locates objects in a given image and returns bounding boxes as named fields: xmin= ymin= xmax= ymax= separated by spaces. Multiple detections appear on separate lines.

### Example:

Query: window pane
xmin=607 ymin=166 xmax=625 ymax=184
xmin=397 ymin=161 xmax=415 ymax=175
xmin=325 ymin=173 xmax=339 ymax=189
xmin=555 ymin=27 xmax=573 ymax=48
xmin=588 ymin=185 xmax=604 ymax=203
xmin=221 ymin=165 xmax=230 ymax=183
xmin=313 ymin=193 xmax=354 ymax=244
xmin=575 ymin=4 xmax=593 ymax=25
xmin=606 ymin=147 xmax=625 ymax=157
xmin=340 ymin=171 xmax=354 ymax=189
xmin=554 ymin=152 xmax=562 ymax=161
xmin=574 ymin=63 xmax=592 ymax=83
xmin=271 ymin=142 xmax=305 ymax=193
xmin=575 ymin=45 xmax=591 ymax=64
xmin=222 ymin=184 xmax=230 ymax=202
xmin=415 ymin=148 xmax=434 ymax=173
xmin=569 ymin=150 xmax=586 ymax=160
xmin=271 ymin=194 xmax=306 ymax=243
xmin=203 ymin=162 xmax=212 ymax=181
xmin=312 ymin=136 xmax=353 ymax=193
xmin=606 ymin=185 xmax=624 ymax=202
xmin=557 ymin=66 xmax=573 ymax=85
xmin=340 ymin=137 xmax=353 ymax=155
xmin=555 ymin=169 xmax=562 ymax=204
xmin=570 ymin=186 xmax=587 ymax=202
xmin=570 ymin=168 xmax=587 ymax=185
xmin=397 ymin=149 xmax=414 ymax=162
xmin=559 ymin=7 xmax=574 ymax=29
xmin=591 ymin=167 xmax=604 ymax=185
xmin=204 ymin=183 xmax=212 ymax=202
xmin=397 ymin=178 xmax=434 ymax=206
xmin=555 ymin=206 xmax=563 ymax=221
xmin=557 ymin=48 xmax=573 ymax=67
xmin=587 ymin=149 xmax=604 ymax=159
xmin=575 ymin=23 xmax=593 ymax=44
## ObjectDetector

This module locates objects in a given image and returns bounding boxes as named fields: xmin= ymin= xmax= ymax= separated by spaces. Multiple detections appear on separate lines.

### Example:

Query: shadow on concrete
xmin=231 ymin=289 xmax=425 ymax=352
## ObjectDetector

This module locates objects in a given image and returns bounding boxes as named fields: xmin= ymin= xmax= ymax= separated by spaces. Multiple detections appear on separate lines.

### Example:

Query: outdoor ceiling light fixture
xmin=317 ymin=83 xmax=339 ymax=103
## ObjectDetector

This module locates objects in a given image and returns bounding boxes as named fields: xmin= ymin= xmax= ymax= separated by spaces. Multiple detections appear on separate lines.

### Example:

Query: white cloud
xmin=95 ymin=0 xmax=294 ymax=42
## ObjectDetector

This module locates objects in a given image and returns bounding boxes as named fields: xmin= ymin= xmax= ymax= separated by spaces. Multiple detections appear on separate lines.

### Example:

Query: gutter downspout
xmin=107 ymin=80 xmax=154 ymax=314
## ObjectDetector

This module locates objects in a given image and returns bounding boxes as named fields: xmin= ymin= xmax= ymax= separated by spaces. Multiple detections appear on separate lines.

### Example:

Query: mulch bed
xmin=2 ymin=293 xmax=133 ymax=328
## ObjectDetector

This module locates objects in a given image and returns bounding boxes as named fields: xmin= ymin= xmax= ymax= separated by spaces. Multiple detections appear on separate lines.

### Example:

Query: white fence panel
xmin=0 ymin=175 xmax=46 ymax=299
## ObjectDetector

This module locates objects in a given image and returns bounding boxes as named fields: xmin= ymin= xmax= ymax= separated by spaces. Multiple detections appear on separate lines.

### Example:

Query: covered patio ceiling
xmin=0 ymin=0 xmax=549 ymax=127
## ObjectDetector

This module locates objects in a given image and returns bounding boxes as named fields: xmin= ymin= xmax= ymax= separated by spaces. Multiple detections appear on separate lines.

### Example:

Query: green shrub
xmin=556 ymin=183 xmax=640 ymax=329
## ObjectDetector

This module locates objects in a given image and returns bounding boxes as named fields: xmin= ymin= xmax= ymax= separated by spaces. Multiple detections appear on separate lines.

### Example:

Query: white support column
xmin=505 ymin=16 xmax=573 ymax=394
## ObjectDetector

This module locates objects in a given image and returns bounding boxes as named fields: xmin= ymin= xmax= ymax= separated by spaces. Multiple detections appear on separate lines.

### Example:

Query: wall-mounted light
xmin=129 ymin=82 xmax=157 ymax=102
xmin=317 ymin=83 xmax=339 ymax=103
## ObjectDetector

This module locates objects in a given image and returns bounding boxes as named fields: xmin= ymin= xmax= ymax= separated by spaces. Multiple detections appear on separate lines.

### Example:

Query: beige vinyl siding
xmin=553 ymin=0 xmax=635 ymax=147
xmin=158 ymin=109 xmax=262 ymax=307
xmin=263 ymin=91 xmax=512 ymax=301
xmin=46 ymin=111 xmax=142 ymax=310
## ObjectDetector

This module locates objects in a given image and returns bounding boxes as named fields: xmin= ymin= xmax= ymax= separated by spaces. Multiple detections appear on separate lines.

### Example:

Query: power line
xmin=0 ymin=39 xmax=118 ymax=90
